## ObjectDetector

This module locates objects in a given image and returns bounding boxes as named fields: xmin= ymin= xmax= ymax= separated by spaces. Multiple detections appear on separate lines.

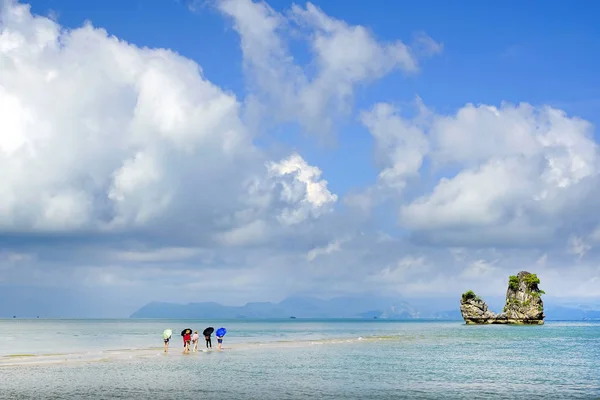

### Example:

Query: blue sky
xmin=26 ymin=0 xmax=600 ymax=198
xmin=35 ymin=0 xmax=600 ymax=221
xmin=2 ymin=0 xmax=600 ymax=317
xmin=26 ymin=0 xmax=600 ymax=112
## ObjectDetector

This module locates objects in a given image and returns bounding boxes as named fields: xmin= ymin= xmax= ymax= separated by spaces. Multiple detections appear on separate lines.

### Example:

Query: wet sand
xmin=0 ymin=335 xmax=403 ymax=367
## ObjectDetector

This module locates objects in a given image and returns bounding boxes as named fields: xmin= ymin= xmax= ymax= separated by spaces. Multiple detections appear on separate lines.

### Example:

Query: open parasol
xmin=203 ymin=327 xmax=214 ymax=337
xmin=181 ymin=328 xmax=192 ymax=336
xmin=216 ymin=327 xmax=226 ymax=337
xmin=162 ymin=329 xmax=172 ymax=340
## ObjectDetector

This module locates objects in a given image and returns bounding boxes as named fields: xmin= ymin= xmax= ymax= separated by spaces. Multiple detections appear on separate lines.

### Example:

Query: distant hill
xmin=130 ymin=295 xmax=425 ymax=319
xmin=130 ymin=295 xmax=600 ymax=321
xmin=3 ymin=283 xmax=598 ymax=320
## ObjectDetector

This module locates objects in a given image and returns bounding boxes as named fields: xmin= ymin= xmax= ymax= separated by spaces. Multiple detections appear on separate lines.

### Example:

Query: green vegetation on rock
xmin=524 ymin=273 xmax=545 ymax=298
xmin=460 ymin=270 xmax=545 ymax=325
xmin=461 ymin=290 xmax=477 ymax=301
xmin=508 ymin=298 xmax=522 ymax=306
xmin=523 ymin=273 xmax=541 ymax=288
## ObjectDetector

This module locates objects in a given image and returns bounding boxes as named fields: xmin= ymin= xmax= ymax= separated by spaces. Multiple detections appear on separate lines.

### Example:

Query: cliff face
xmin=460 ymin=271 xmax=545 ymax=325
xmin=502 ymin=271 xmax=544 ymax=323
xmin=459 ymin=293 xmax=497 ymax=324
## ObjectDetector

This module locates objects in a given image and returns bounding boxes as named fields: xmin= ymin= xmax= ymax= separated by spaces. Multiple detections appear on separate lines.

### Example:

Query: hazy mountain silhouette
xmin=130 ymin=295 xmax=424 ymax=319
xmin=2 ymin=286 xmax=597 ymax=320
xmin=129 ymin=295 xmax=600 ymax=320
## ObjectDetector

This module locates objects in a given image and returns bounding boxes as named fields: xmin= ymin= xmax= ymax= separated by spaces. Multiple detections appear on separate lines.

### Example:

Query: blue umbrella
xmin=216 ymin=327 xmax=227 ymax=337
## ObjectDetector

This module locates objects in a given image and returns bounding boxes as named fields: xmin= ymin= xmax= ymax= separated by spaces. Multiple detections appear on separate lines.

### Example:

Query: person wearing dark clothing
xmin=205 ymin=335 xmax=212 ymax=349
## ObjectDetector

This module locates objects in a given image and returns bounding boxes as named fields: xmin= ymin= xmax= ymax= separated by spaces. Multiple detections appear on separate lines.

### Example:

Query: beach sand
xmin=0 ymin=335 xmax=398 ymax=367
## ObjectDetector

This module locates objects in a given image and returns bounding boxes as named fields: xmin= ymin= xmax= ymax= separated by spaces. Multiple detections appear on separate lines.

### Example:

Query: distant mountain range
xmin=130 ymin=296 xmax=428 ymax=319
xmin=130 ymin=295 xmax=600 ymax=320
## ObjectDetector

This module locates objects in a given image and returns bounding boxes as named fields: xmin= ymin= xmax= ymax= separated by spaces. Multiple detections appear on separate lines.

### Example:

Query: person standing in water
xmin=215 ymin=327 xmax=226 ymax=350
xmin=205 ymin=333 xmax=212 ymax=349
xmin=163 ymin=329 xmax=172 ymax=353
xmin=192 ymin=330 xmax=199 ymax=352
xmin=183 ymin=331 xmax=191 ymax=354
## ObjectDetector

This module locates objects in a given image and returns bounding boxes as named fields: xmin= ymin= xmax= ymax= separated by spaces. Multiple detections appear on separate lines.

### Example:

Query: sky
xmin=1 ymin=0 xmax=600 ymax=317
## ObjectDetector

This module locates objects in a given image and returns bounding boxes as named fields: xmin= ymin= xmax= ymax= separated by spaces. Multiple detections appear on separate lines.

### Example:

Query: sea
xmin=0 ymin=319 xmax=599 ymax=399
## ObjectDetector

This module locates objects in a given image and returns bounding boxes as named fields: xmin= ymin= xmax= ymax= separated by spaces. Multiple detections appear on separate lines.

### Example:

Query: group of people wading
xmin=162 ymin=326 xmax=225 ymax=353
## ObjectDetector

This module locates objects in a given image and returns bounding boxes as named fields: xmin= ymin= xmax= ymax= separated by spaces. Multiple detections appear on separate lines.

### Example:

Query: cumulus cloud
xmin=0 ymin=0 xmax=334 ymax=242
xmin=349 ymin=97 xmax=600 ymax=302
xmin=266 ymin=153 xmax=337 ymax=225
xmin=1 ymin=0 xmax=247 ymax=235
xmin=217 ymin=0 xmax=441 ymax=135
xmin=362 ymin=100 xmax=600 ymax=248
xmin=360 ymin=101 xmax=429 ymax=191
xmin=2 ymin=0 xmax=600 ymax=316
xmin=0 ymin=0 xmax=346 ymax=310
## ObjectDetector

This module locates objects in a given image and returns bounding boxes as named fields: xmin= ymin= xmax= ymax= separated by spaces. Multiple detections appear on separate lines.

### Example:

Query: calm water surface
xmin=0 ymin=319 xmax=599 ymax=399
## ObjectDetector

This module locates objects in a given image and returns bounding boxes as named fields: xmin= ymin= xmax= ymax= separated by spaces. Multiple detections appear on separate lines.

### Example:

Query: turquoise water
xmin=0 ymin=319 xmax=599 ymax=399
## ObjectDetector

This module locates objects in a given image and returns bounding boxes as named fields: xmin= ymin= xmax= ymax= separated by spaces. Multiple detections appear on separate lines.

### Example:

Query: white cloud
xmin=0 ymin=0 xmax=334 ymax=242
xmin=361 ymin=99 xmax=600 ymax=247
xmin=411 ymin=31 xmax=444 ymax=57
xmin=2 ymin=0 xmax=600 ymax=310
xmin=360 ymin=101 xmax=429 ymax=191
xmin=406 ymin=105 xmax=598 ymax=245
xmin=307 ymin=237 xmax=349 ymax=262
xmin=266 ymin=153 xmax=337 ymax=225
xmin=217 ymin=0 xmax=441 ymax=135
xmin=0 ymin=0 xmax=242 ymax=233
xmin=402 ymin=158 xmax=535 ymax=230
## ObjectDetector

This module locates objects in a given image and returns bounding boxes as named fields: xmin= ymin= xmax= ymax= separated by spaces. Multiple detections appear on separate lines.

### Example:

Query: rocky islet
xmin=460 ymin=271 xmax=545 ymax=324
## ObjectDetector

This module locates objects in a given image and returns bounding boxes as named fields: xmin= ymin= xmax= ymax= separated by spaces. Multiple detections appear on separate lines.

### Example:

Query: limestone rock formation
xmin=460 ymin=271 xmax=545 ymax=325
xmin=459 ymin=291 xmax=497 ymax=324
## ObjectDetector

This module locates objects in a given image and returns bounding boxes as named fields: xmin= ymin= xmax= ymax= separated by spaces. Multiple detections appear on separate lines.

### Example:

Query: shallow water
xmin=1 ymin=319 xmax=599 ymax=399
